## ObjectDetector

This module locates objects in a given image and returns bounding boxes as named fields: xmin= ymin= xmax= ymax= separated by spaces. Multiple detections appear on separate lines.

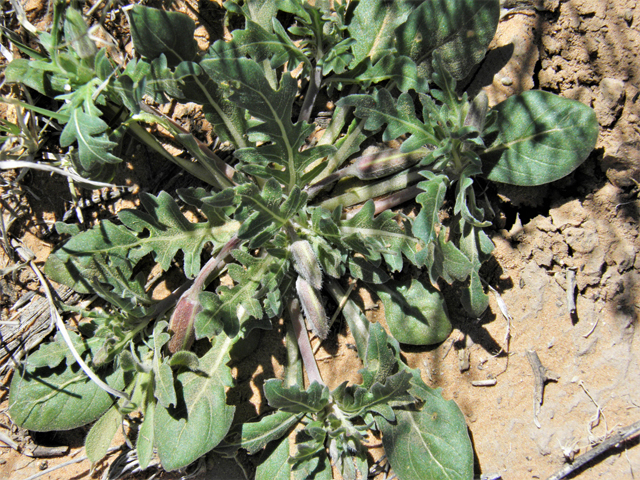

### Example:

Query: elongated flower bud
xmin=290 ymin=239 xmax=323 ymax=290
xmin=296 ymin=276 xmax=329 ymax=340
xmin=349 ymin=149 xmax=425 ymax=180
xmin=167 ymin=290 xmax=201 ymax=354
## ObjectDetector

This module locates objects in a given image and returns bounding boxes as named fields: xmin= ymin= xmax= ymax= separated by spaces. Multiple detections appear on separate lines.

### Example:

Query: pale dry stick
xmin=486 ymin=284 xmax=512 ymax=377
xmin=526 ymin=350 xmax=559 ymax=429
xmin=21 ymin=446 xmax=121 ymax=480
xmin=13 ymin=241 xmax=130 ymax=404
xmin=546 ymin=419 xmax=640 ymax=480
xmin=579 ymin=380 xmax=608 ymax=443
xmin=583 ymin=316 xmax=599 ymax=338
xmin=565 ymin=267 xmax=577 ymax=316
xmin=0 ymin=160 xmax=117 ymax=188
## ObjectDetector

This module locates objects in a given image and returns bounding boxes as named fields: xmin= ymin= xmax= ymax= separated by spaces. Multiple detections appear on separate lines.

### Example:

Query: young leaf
xmin=483 ymin=90 xmax=599 ymax=186
xmin=236 ymin=410 xmax=302 ymax=455
xmin=59 ymin=110 xmax=121 ymax=170
xmin=374 ymin=278 xmax=451 ymax=346
xmin=332 ymin=370 xmax=414 ymax=419
xmin=154 ymin=335 xmax=235 ymax=471
xmin=458 ymin=223 xmax=494 ymax=316
xmin=264 ymin=380 xmax=330 ymax=414
xmin=85 ymin=403 xmax=121 ymax=464
xmin=136 ymin=399 xmax=155 ymax=470
xmin=338 ymin=89 xmax=438 ymax=147
xmin=379 ymin=377 xmax=474 ymax=480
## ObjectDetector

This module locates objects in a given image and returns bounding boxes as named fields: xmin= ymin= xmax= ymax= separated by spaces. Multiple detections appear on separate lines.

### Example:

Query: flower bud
xmin=167 ymin=290 xmax=201 ymax=354
xmin=290 ymin=239 xmax=323 ymax=290
xmin=350 ymin=149 xmax=424 ymax=180
xmin=296 ymin=276 xmax=329 ymax=340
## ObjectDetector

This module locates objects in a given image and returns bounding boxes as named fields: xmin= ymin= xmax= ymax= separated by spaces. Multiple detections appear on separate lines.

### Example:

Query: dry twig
xmin=526 ymin=350 xmax=559 ymax=428
xmin=546 ymin=420 xmax=640 ymax=480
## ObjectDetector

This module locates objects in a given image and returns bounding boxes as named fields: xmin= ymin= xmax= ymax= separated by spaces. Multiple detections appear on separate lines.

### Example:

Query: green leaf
xmin=46 ymin=192 xmax=240 ymax=293
xmin=168 ymin=351 xmax=200 ymax=370
xmin=484 ymin=90 xmax=599 ymax=186
xmin=361 ymin=322 xmax=400 ymax=389
xmin=128 ymin=5 xmax=197 ymax=67
xmin=375 ymin=278 xmax=451 ymax=346
xmin=347 ymin=0 xmax=414 ymax=64
xmin=136 ymin=399 xmax=155 ymax=470
xmin=458 ymin=223 xmax=494 ymax=316
xmin=9 ymin=335 xmax=128 ymax=431
xmin=264 ymin=380 xmax=330 ymax=414
xmin=155 ymin=362 xmax=176 ymax=409
xmin=4 ymin=58 xmax=60 ymax=96
xmin=154 ymin=335 xmax=235 ymax=471
xmin=85 ymin=403 xmax=121 ymax=464
xmin=333 ymin=370 xmax=414 ymax=418
xmin=414 ymin=174 xmax=449 ymax=245
xmin=337 ymin=201 xmax=423 ymax=271
xmin=201 ymin=49 xmax=335 ymax=189
xmin=338 ymin=89 xmax=437 ymax=147
xmin=379 ymin=378 xmax=474 ymax=480
xmin=59 ymin=110 xmax=121 ymax=171
xmin=236 ymin=410 xmax=302 ymax=455
xmin=396 ymin=0 xmax=499 ymax=79
xmin=255 ymin=436 xmax=291 ymax=480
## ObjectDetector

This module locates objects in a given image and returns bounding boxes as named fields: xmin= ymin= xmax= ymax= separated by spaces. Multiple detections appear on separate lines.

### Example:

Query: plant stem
xmin=288 ymin=298 xmax=324 ymax=387
xmin=298 ymin=65 xmax=323 ymax=124
xmin=126 ymin=120 xmax=220 ymax=187
xmin=345 ymin=185 xmax=422 ymax=219
xmin=318 ymin=168 xmax=423 ymax=212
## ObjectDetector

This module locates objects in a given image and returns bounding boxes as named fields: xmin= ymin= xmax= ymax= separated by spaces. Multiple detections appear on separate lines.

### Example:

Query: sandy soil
xmin=1 ymin=1 xmax=639 ymax=479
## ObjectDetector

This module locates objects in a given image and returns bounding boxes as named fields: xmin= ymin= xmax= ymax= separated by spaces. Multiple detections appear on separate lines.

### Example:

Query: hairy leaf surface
xmin=484 ymin=90 xmax=599 ymax=185
xmin=375 ymin=278 xmax=451 ymax=345
xmin=154 ymin=335 xmax=235 ymax=471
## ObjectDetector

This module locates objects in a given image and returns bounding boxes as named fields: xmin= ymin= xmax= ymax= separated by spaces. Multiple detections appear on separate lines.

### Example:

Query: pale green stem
xmin=318 ymin=168 xmax=423 ymax=211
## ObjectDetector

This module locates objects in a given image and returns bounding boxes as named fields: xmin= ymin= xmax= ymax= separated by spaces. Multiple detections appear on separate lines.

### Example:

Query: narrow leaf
xmin=85 ymin=403 xmax=121 ymax=464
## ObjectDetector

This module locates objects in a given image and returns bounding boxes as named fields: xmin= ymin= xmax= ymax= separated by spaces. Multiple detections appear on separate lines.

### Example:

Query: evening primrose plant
xmin=5 ymin=1 xmax=597 ymax=478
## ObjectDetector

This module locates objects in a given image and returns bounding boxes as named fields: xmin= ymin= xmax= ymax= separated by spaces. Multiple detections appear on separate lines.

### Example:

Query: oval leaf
xmin=379 ymin=380 xmax=473 ymax=480
xmin=484 ymin=90 xmax=598 ymax=186
xmin=154 ymin=335 xmax=235 ymax=471
xmin=375 ymin=278 xmax=451 ymax=345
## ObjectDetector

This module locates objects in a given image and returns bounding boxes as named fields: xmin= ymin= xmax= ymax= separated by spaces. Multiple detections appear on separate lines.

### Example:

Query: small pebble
xmin=501 ymin=76 xmax=513 ymax=86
